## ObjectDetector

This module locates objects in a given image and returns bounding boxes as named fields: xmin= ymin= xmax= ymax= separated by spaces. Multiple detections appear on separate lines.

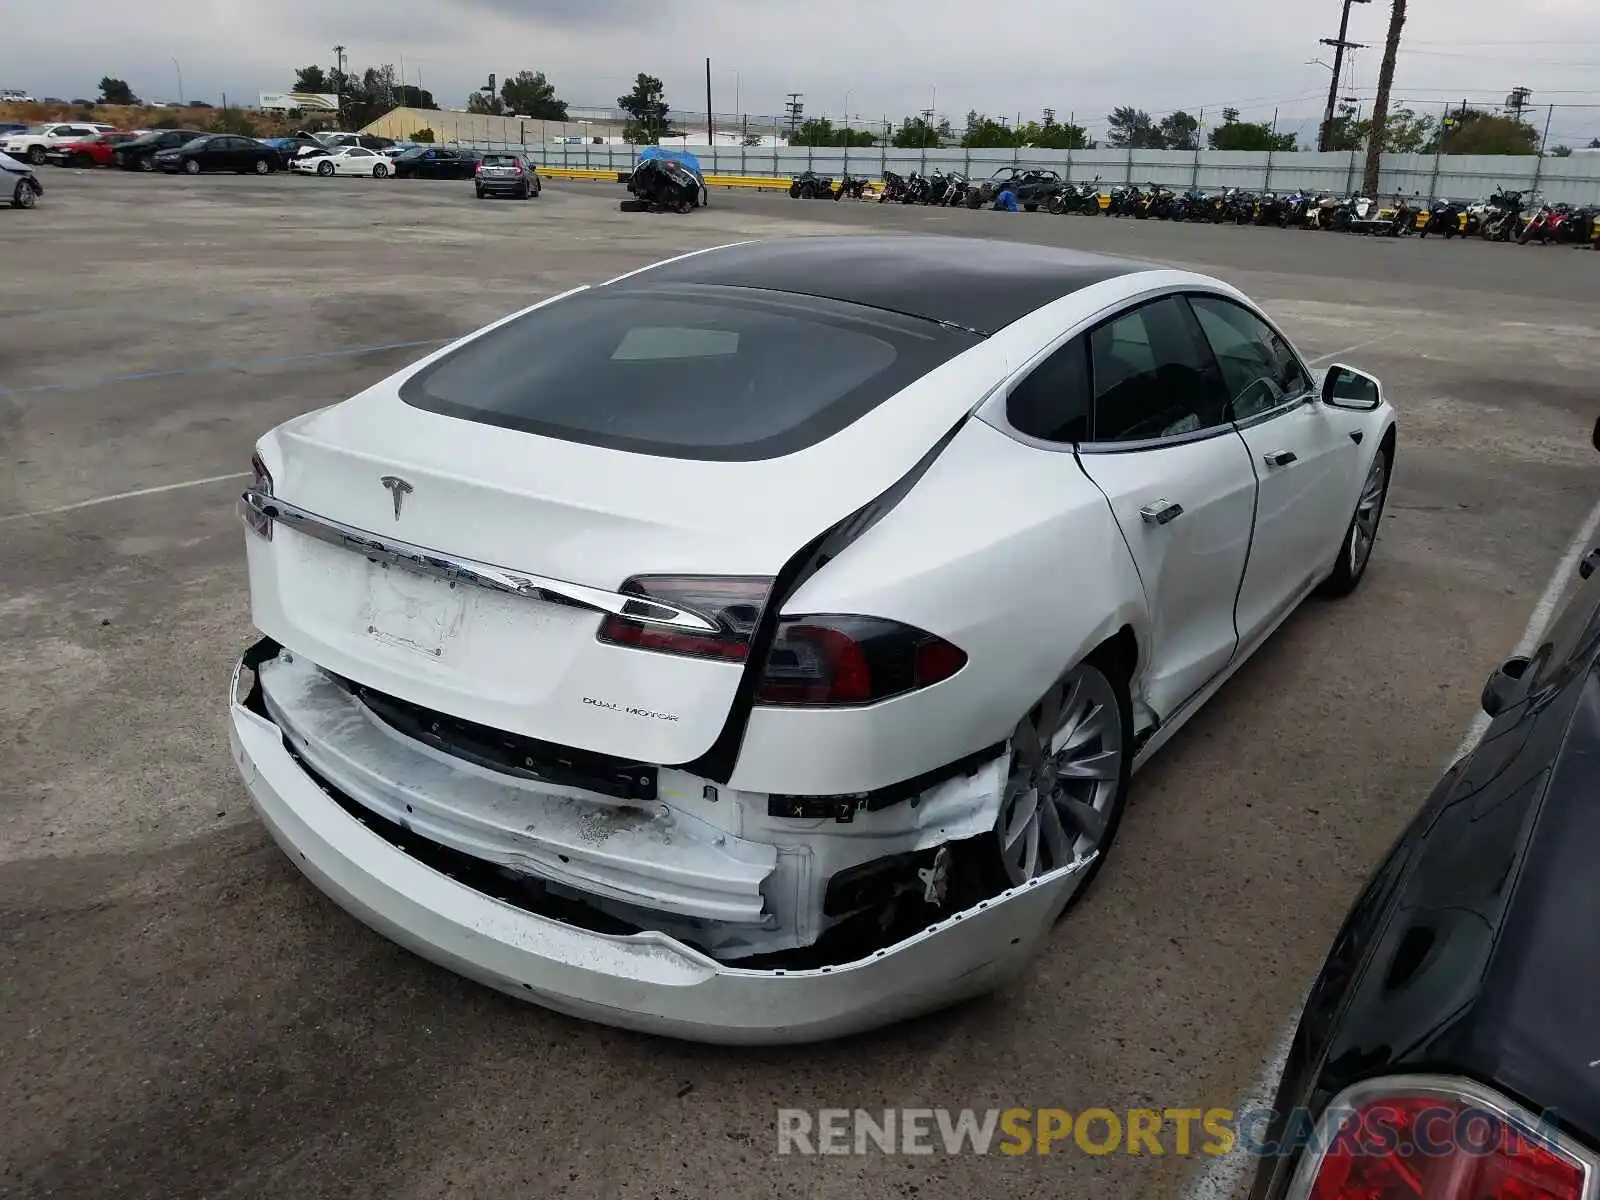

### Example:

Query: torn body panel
xmin=255 ymin=648 xmax=1016 ymax=962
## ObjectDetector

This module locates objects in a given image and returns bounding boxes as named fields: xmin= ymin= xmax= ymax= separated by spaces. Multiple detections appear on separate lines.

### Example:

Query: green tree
xmin=618 ymin=73 xmax=674 ymax=143
xmin=1159 ymin=110 xmax=1200 ymax=151
xmin=1435 ymin=109 xmax=1538 ymax=154
xmin=792 ymin=118 xmax=874 ymax=147
xmin=1207 ymin=109 xmax=1296 ymax=152
xmin=98 ymin=76 xmax=137 ymax=105
xmin=293 ymin=65 xmax=331 ymax=94
xmin=1106 ymin=106 xmax=1165 ymax=149
xmin=892 ymin=116 xmax=941 ymax=148
xmin=410 ymin=127 xmax=436 ymax=143
xmin=1327 ymin=102 xmax=1433 ymax=153
xmin=467 ymin=91 xmax=504 ymax=115
xmin=501 ymin=70 xmax=567 ymax=119
xmin=961 ymin=115 xmax=1016 ymax=148
xmin=395 ymin=85 xmax=437 ymax=110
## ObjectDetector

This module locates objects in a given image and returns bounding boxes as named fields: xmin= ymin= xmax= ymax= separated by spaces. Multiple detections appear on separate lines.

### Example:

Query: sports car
xmin=229 ymin=236 xmax=1397 ymax=1044
xmin=289 ymin=146 xmax=392 ymax=178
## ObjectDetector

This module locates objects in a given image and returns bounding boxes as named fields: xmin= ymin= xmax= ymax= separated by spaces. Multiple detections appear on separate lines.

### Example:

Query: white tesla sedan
xmin=230 ymin=236 xmax=1395 ymax=1043
xmin=289 ymin=146 xmax=391 ymax=178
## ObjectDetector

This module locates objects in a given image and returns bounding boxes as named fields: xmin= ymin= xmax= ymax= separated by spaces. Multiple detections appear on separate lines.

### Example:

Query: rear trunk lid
xmin=248 ymin=284 xmax=996 ymax=765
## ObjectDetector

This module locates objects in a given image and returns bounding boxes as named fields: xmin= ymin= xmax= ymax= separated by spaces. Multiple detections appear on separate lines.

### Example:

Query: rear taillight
xmin=240 ymin=451 xmax=273 ymax=540
xmin=1292 ymin=1082 xmax=1589 ymax=1200
xmin=755 ymin=615 xmax=966 ymax=707
xmin=597 ymin=576 xmax=771 ymax=662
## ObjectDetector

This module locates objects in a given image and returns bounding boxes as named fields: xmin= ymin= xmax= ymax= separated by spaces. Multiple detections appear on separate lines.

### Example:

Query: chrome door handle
xmin=1139 ymin=500 xmax=1184 ymax=526
xmin=1263 ymin=450 xmax=1298 ymax=468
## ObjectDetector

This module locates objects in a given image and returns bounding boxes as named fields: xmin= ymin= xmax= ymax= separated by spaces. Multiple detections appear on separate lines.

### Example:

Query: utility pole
xmin=1318 ymin=0 xmax=1371 ymax=151
xmin=1363 ymin=0 xmax=1406 ymax=197
xmin=1506 ymin=86 xmax=1533 ymax=123
xmin=705 ymin=58 xmax=713 ymax=144
xmin=332 ymin=44 xmax=347 ymax=125
xmin=785 ymin=92 xmax=804 ymax=138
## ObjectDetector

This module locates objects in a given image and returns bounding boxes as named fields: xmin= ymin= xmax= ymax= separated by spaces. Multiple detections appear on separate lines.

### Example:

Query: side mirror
xmin=1321 ymin=364 xmax=1382 ymax=412
xmin=1480 ymin=656 xmax=1531 ymax=719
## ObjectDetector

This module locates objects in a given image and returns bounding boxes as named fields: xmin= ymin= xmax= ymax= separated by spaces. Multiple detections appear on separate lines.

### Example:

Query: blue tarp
xmin=638 ymin=146 xmax=703 ymax=180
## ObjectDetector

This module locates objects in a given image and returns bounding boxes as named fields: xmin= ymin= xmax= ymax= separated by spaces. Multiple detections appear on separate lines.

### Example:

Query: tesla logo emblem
xmin=380 ymin=476 xmax=413 ymax=520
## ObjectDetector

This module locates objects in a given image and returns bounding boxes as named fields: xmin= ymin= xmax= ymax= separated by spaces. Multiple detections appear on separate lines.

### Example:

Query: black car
xmin=966 ymin=166 xmax=1062 ymax=211
xmin=114 ymin=128 xmax=209 ymax=171
xmin=621 ymin=156 xmax=703 ymax=212
xmin=153 ymin=134 xmax=281 ymax=176
xmin=392 ymin=146 xmax=482 ymax=180
xmin=1249 ymin=417 xmax=1600 ymax=1200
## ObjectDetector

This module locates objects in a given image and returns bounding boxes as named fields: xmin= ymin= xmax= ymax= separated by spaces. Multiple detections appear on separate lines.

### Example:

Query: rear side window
xmin=1087 ymin=296 xmax=1228 ymax=443
xmin=399 ymin=285 xmax=979 ymax=461
xmin=1007 ymin=337 xmax=1090 ymax=443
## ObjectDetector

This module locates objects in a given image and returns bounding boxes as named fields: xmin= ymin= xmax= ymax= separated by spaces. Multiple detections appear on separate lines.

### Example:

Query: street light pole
xmin=172 ymin=58 xmax=184 ymax=105
xmin=1319 ymin=0 xmax=1370 ymax=151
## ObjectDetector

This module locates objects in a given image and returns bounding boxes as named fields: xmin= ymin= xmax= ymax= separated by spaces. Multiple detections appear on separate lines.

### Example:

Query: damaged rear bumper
xmin=228 ymin=652 xmax=1094 ymax=1044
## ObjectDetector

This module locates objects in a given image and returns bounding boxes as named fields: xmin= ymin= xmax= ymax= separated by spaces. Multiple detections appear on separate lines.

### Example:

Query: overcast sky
xmin=5 ymin=0 xmax=1600 ymax=146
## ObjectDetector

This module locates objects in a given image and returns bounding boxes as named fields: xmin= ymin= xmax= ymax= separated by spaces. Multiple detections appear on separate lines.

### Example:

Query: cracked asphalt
xmin=2 ymin=170 xmax=1597 ymax=1200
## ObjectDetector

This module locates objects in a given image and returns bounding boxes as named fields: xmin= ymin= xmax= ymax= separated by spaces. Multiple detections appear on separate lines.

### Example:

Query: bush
xmin=410 ymin=128 xmax=436 ymax=143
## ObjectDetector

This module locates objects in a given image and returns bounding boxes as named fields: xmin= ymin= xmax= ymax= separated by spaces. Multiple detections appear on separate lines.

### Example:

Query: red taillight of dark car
xmin=1292 ymin=1086 xmax=1589 ymax=1200
xmin=597 ymin=576 xmax=967 ymax=707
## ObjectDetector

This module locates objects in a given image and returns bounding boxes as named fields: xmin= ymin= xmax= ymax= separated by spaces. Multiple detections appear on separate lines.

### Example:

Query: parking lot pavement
xmin=2 ymin=171 xmax=1596 ymax=1200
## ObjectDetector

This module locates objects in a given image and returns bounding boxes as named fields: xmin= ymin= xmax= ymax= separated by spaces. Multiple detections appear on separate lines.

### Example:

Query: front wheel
xmin=1318 ymin=445 xmax=1391 ymax=597
xmin=254 ymin=158 xmax=270 ymax=175
xmin=27 ymin=146 xmax=46 ymax=165
xmin=183 ymin=159 xmax=200 ymax=175
xmin=985 ymin=653 xmax=1132 ymax=904
xmin=12 ymin=179 xmax=38 ymax=209
xmin=317 ymin=160 xmax=334 ymax=177
xmin=373 ymin=162 xmax=388 ymax=179
xmin=138 ymin=157 xmax=155 ymax=173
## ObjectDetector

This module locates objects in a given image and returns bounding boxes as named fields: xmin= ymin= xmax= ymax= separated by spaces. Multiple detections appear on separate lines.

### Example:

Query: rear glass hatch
xmin=397 ymin=282 xmax=983 ymax=461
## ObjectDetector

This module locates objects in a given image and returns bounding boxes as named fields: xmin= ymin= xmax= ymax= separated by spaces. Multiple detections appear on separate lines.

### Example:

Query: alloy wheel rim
xmin=997 ymin=665 xmax=1123 ymax=886
xmin=1350 ymin=453 xmax=1388 ymax=574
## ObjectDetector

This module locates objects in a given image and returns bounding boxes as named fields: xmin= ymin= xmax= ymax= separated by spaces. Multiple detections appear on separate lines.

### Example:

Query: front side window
xmin=1088 ymin=296 xmax=1228 ymax=443
xmin=1187 ymin=295 xmax=1313 ymax=422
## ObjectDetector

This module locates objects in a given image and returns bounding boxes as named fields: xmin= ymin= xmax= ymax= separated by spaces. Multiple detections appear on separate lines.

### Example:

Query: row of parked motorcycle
xmin=787 ymin=166 xmax=1600 ymax=247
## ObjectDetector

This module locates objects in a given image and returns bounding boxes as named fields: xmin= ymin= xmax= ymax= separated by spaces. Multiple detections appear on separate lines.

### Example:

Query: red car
xmin=45 ymin=131 xmax=140 ymax=168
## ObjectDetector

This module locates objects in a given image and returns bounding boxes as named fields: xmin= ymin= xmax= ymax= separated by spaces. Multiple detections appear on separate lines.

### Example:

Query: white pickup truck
xmin=1 ymin=121 xmax=118 ymax=164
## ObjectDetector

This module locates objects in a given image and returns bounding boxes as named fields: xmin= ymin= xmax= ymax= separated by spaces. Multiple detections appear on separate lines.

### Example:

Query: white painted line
xmin=1181 ymin=493 xmax=1600 ymax=1200
xmin=0 ymin=472 xmax=250 ymax=524
xmin=1305 ymin=330 xmax=1403 ymax=367
xmin=1450 ymin=494 xmax=1600 ymax=763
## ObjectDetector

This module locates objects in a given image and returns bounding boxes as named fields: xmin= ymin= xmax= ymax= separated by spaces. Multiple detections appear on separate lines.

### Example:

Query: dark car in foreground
xmin=1249 ymin=418 xmax=1600 ymax=1200
xmin=114 ymin=128 xmax=208 ymax=170
xmin=394 ymin=145 xmax=482 ymax=180
xmin=154 ymin=134 xmax=280 ymax=175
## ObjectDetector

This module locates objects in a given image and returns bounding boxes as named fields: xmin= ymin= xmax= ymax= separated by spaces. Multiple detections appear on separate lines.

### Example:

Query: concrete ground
xmin=2 ymin=171 xmax=1596 ymax=1200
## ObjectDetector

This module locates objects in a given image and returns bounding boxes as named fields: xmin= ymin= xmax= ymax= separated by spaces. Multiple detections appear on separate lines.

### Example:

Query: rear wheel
xmin=27 ymin=146 xmax=46 ymax=165
xmin=985 ymin=652 xmax=1132 ymax=903
xmin=1318 ymin=445 xmax=1391 ymax=597
xmin=373 ymin=162 xmax=389 ymax=179
xmin=254 ymin=158 xmax=270 ymax=175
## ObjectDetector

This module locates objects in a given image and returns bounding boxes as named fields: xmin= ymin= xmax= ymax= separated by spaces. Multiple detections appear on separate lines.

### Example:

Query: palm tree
xmin=1363 ymin=0 xmax=1407 ymax=195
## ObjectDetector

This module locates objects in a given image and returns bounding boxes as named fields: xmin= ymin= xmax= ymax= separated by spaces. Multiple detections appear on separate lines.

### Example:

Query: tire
xmin=677 ymin=199 xmax=692 ymax=214
xmin=1023 ymin=202 xmax=1038 ymax=212
xmin=317 ymin=160 xmax=333 ymax=177
xmin=1318 ymin=444 xmax=1391 ymax=598
xmin=967 ymin=192 xmax=983 ymax=209
xmin=183 ymin=159 xmax=200 ymax=175
xmin=254 ymin=158 xmax=270 ymax=175
xmin=982 ymin=649 xmax=1134 ymax=908
xmin=138 ymin=157 xmax=154 ymax=173
xmin=27 ymin=146 xmax=46 ymax=165
xmin=12 ymin=179 xmax=37 ymax=209
xmin=789 ymin=183 xmax=802 ymax=199
xmin=373 ymin=163 xmax=388 ymax=179
xmin=619 ymin=199 xmax=647 ymax=212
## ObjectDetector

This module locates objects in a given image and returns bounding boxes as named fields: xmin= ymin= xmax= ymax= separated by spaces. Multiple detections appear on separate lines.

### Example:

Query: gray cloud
xmin=5 ymin=0 xmax=1598 ymax=145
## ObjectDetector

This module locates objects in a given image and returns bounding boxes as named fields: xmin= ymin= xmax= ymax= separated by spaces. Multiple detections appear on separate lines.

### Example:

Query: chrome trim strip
xmin=1284 ymin=1073 xmax=1599 ymax=1200
xmin=240 ymin=489 xmax=720 ymax=634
